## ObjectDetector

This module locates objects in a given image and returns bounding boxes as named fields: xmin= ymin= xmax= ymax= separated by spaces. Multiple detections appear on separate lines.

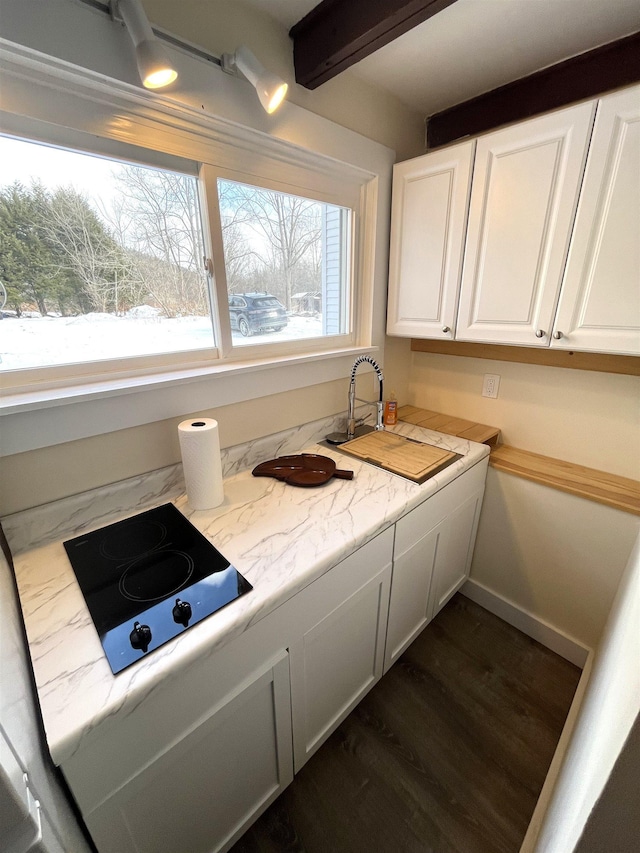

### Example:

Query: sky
xmin=0 ymin=133 xmax=122 ymax=209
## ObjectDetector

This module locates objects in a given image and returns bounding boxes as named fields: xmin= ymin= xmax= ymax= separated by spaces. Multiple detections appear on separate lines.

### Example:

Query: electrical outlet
xmin=482 ymin=373 xmax=500 ymax=399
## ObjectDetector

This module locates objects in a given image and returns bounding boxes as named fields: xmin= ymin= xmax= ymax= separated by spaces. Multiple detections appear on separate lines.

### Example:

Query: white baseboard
xmin=461 ymin=579 xmax=591 ymax=668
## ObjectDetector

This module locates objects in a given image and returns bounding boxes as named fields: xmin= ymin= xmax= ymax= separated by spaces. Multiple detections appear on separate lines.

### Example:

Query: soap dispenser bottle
xmin=383 ymin=392 xmax=398 ymax=426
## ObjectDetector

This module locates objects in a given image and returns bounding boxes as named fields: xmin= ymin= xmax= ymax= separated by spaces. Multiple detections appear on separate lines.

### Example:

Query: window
xmin=0 ymin=134 xmax=213 ymax=374
xmin=217 ymin=178 xmax=351 ymax=348
xmin=0 ymin=134 xmax=358 ymax=381
xmin=0 ymin=36 xmax=391 ymax=456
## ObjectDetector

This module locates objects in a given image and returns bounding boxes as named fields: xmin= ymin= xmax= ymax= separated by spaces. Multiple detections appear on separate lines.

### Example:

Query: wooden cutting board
xmin=338 ymin=430 xmax=460 ymax=484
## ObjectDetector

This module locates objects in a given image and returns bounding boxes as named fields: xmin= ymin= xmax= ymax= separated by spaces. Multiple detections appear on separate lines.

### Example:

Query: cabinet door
xmin=387 ymin=140 xmax=474 ymax=338
xmin=84 ymin=653 xmax=292 ymax=853
xmin=384 ymin=460 xmax=487 ymax=673
xmin=552 ymin=86 xmax=640 ymax=354
xmin=428 ymin=488 xmax=484 ymax=619
xmin=383 ymin=519 xmax=441 ymax=672
xmin=456 ymin=102 xmax=595 ymax=346
xmin=290 ymin=529 xmax=393 ymax=771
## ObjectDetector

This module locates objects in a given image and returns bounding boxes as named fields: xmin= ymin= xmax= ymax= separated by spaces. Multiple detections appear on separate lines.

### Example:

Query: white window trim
xmin=0 ymin=345 xmax=382 ymax=455
xmin=202 ymin=165 xmax=360 ymax=360
xmin=0 ymin=25 xmax=394 ymax=455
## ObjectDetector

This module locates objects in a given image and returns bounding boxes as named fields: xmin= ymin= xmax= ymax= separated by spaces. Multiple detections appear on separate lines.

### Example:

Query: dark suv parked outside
xmin=228 ymin=293 xmax=288 ymax=336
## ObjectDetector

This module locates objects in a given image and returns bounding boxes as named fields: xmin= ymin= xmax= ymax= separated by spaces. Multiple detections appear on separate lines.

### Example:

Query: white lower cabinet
xmin=384 ymin=459 xmax=487 ymax=673
xmin=75 ymin=650 xmax=293 ymax=853
xmin=428 ymin=488 xmax=485 ymax=617
xmin=289 ymin=528 xmax=393 ymax=771
xmin=62 ymin=461 xmax=487 ymax=853
xmin=384 ymin=514 xmax=441 ymax=672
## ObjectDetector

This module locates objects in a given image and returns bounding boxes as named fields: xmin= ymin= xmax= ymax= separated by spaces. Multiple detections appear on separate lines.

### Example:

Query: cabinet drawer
xmin=553 ymin=85 xmax=640 ymax=354
xmin=428 ymin=488 xmax=484 ymax=618
xmin=384 ymin=519 xmax=441 ymax=671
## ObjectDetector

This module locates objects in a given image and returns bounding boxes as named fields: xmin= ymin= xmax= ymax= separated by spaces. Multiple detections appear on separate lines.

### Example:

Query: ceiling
xmin=243 ymin=0 xmax=640 ymax=116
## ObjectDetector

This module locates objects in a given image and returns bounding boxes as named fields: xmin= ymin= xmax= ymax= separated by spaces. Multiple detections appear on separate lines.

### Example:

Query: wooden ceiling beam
xmin=290 ymin=0 xmax=459 ymax=90
xmin=427 ymin=31 xmax=640 ymax=149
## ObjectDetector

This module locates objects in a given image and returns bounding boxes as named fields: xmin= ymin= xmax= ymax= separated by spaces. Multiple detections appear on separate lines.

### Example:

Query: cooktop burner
xmin=63 ymin=504 xmax=252 ymax=675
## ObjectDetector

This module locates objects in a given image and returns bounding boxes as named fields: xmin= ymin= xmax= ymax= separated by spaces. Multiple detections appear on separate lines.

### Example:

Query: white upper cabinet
xmin=387 ymin=140 xmax=474 ymax=338
xmin=552 ymin=86 xmax=640 ymax=354
xmin=388 ymin=86 xmax=640 ymax=355
xmin=456 ymin=101 xmax=595 ymax=346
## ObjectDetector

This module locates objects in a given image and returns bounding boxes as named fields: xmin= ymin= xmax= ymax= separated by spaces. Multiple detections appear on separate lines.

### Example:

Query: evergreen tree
xmin=0 ymin=182 xmax=54 ymax=314
xmin=0 ymin=181 xmax=134 ymax=315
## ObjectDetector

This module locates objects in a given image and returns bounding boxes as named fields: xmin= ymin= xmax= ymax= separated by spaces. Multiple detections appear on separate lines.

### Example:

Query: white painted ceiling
xmin=243 ymin=0 xmax=640 ymax=116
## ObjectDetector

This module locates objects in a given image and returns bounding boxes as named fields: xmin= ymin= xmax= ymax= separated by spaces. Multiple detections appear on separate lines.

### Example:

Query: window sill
xmin=0 ymin=346 xmax=379 ymax=455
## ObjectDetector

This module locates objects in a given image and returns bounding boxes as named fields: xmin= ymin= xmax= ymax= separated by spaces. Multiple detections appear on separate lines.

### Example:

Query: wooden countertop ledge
xmin=398 ymin=405 xmax=640 ymax=516
xmin=489 ymin=445 xmax=640 ymax=516
xmin=397 ymin=405 xmax=501 ymax=447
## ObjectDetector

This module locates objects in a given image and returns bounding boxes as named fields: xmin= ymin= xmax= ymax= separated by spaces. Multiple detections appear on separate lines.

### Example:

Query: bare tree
xmin=110 ymin=166 xmax=209 ymax=316
xmin=41 ymin=187 xmax=137 ymax=313
xmin=218 ymin=180 xmax=321 ymax=308
xmin=218 ymin=216 xmax=258 ymax=294
xmin=101 ymin=196 xmax=148 ymax=313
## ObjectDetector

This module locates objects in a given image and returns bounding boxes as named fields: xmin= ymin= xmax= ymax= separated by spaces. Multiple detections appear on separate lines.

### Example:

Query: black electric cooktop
xmin=63 ymin=504 xmax=252 ymax=675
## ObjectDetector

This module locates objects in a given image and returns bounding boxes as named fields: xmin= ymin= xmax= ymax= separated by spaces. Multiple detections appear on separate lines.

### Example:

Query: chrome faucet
xmin=325 ymin=355 xmax=385 ymax=445
xmin=347 ymin=355 xmax=384 ymax=439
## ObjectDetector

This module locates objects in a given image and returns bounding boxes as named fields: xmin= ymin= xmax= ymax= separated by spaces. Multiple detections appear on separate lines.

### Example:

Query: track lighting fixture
xmin=114 ymin=0 xmax=178 ymax=89
xmin=222 ymin=46 xmax=288 ymax=114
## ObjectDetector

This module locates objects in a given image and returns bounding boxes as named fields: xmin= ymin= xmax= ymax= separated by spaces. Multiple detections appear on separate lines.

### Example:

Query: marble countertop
xmin=4 ymin=417 xmax=489 ymax=766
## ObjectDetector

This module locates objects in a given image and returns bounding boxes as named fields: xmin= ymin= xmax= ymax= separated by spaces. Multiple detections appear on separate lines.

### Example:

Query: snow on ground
xmin=0 ymin=312 xmax=324 ymax=371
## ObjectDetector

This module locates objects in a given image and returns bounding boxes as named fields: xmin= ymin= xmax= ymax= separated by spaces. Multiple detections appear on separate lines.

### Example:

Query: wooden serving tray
xmin=338 ymin=430 xmax=461 ymax=484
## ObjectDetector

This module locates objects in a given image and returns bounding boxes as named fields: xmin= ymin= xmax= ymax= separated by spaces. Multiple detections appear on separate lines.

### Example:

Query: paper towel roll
xmin=178 ymin=418 xmax=224 ymax=510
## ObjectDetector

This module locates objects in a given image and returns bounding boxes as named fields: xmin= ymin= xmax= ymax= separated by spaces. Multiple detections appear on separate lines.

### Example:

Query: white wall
xmin=408 ymin=352 xmax=640 ymax=479
xmin=573 ymin=714 xmax=640 ymax=852
xmin=525 ymin=533 xmax=640 ymax=852
xmin=142 ymin=0 xmax=426 ymax=161
xmin=407 ymin=351 xmax=640 ymax=651
xmin=0 ymin=376 xmax=376 ymax=515
xmin=0 ymin=0 xmax=419 ymax=514
xmin=470 ymin=469 xmax=639 ymax=651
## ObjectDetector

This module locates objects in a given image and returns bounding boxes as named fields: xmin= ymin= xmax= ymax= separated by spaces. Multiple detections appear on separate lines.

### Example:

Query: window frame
xmin=202 ymin=164 xmax=360 ymax=362
xmin=0 ymin=121 xmax=369 ymax=390
xmin=0 ymin=133 xmax=221 ymax=385
xmin=0 ymin=34 xmax=393 ymax=455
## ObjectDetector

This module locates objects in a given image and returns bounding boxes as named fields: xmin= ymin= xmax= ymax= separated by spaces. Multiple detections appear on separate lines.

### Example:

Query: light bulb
xmin=143 ymin=66 xmax=178 ymax=89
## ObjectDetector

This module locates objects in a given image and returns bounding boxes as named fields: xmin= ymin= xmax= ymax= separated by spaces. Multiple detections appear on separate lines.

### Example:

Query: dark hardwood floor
xmin=231 ymin=594 xmax=581 ymax=853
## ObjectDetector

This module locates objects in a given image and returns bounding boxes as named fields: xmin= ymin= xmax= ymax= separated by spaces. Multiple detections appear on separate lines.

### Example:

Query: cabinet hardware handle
xmin=535 ymin=329 xmax=546 ymax=338
xmin=553 ymin=331 xmax=563 ymax=340
xmin=442 ymin=326 xmax=450 ymax=334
